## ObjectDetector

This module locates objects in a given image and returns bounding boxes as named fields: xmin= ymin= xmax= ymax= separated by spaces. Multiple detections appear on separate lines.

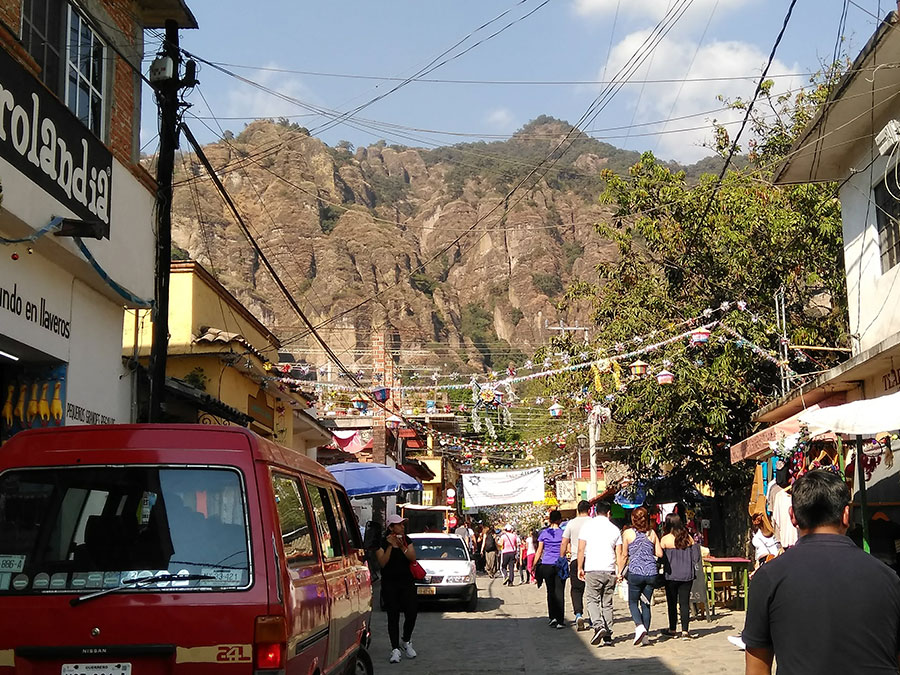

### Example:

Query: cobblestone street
xmin=370 ymin=575 xmax=746 ymax=674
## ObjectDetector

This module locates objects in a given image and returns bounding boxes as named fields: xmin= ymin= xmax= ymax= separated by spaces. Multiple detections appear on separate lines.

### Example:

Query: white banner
xmin=462 ymin=467 xmax=545 ymax=507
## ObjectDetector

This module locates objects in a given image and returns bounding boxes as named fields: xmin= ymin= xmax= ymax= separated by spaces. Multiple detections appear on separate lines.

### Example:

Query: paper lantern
xmin=629 ymin=360 xmax=649 ymax=377
xmin=351 ymin=396 xmax=367 ymax=411
xmin=371 ymin=386 xmax=390 ymax=403
xmin=690 ymin=327 xmax=711 ymax=345
xmin=548 ymin=403 xmax=564 ymax=418
xmin=480 ymin=455 xmax=489 ymax=465
xmin=386 ymin=414 xmax=402 ymax=430
xmin=656 ymin=369 xmax=675 ymax=385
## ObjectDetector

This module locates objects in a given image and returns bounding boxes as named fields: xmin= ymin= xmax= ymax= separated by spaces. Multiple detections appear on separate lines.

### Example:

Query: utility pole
xmin=545 ymin=319 xmax=590 ymax=343
xmin=148 ymin=20 xmax=196 ymax=421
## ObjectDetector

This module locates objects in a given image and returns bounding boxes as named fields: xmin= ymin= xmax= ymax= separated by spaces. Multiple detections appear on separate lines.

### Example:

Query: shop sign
xmin=884 ymin=366 xmax=900 ymax=393
xmin=0 ymin=47 xmax=112 ymax=227
xmin=247 ymin=388 xmax=274 ymax=428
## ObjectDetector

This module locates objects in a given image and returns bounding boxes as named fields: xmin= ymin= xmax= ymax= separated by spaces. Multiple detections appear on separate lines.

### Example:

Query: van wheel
xmin=354 ymin=647 xmax=374 ymax=675
xmin=466 ymin=589 xmax=478 ymax=612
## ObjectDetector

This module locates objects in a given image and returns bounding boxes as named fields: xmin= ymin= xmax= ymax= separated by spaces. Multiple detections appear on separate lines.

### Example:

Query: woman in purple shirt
xmin=534 ymin=510 xmax=566 ymax=628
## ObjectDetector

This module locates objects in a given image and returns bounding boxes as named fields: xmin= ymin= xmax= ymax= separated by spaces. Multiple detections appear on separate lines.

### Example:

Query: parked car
xmin=0 ymin=424 xmax=373 ymax=675
xmin=409 ymin=533 xmax=477 ymax=611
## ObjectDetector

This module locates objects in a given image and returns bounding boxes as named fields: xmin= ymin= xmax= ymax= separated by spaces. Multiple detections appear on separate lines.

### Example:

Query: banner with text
xmin=462 ymin=467 xmax=545 ymax=507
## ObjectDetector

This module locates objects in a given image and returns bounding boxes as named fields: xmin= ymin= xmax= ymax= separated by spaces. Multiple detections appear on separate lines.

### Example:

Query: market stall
xmin=799 ymin=390 xmax=900 ymax=556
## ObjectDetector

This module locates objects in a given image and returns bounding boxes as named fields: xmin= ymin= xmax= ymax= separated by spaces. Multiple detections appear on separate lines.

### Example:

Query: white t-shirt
xmin=562 ymin=515 xmax=591 ymax=557
xmin=772 ymin=489 xmax=798 ymax=548
xmin=752 ymin=531 xmax=780 ymax=560
xmin=577 ymin=515 xmax=622 ymax=573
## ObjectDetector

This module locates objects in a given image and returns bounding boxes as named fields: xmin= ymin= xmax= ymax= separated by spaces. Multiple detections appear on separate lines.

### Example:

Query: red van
xmin=0 ymin=424 xmax=373 ymax=675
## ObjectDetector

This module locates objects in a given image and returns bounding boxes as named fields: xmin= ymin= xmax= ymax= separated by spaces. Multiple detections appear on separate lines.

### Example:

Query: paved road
xmin=370 ymin=574 xmax=746 ymax=674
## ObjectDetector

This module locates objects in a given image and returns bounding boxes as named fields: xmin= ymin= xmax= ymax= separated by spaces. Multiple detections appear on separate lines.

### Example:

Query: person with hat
xmin=376 ymin=514 xmax=419 ymax=664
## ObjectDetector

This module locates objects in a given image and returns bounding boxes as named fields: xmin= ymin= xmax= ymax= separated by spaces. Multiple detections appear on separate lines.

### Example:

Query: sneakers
xmin=400 ymin=640 xmax=417 ymax=658
xmin=641 ymin=633 xmax=651 ymax=647
xmin=389 ymin=649 xmax=402 ymax=664
xmin=633 ymin=625 xmax=647 ymax=646
xmin=591 ymin=627 xmax=608 ymax=646
xmin=602 ymin=637 xmax=613 ymax=647
xmin=727 ymin=635 xmax=746 ymax=651
xmin=681 ymin=631 xmax=695 ymax=641
xmin=549 ymin=619 xmax=559 ymax=628
xmin=555 ymin=623 xmax=566 ymax=630
xmin=576 ymin=615 xmax=586 ymax=631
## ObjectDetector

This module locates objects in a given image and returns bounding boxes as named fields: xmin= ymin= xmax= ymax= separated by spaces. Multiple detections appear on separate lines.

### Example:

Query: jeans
xmin=665 ymin=579 xmax=692 ymax=632
xmin=382 ymin=581 xmax=418 ymax=649
xmin=584 ymin=570 xmax=616 ymax=634
xmin=569 ymin=559 xmax=585 ymax=616
xmin=538 ymin=563 xmax=565 ymax=624
xmin=627 ymin=573 xmax=656 ymax=631
xmin=501 ymin=551 xmax=516 ymax=583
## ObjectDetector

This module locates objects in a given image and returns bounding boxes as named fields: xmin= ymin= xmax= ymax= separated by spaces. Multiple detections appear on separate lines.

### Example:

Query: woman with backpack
xmin=499 ymin=524 xmax=519 ymax=586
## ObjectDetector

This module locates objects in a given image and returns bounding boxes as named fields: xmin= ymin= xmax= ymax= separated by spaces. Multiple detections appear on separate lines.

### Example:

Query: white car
xmin=408 ymin=533 xmax=477 ymax=611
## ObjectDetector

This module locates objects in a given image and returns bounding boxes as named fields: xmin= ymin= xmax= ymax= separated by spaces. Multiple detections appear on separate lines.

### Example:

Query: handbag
xmin=410 ymin=560 xmax=427 ymax=580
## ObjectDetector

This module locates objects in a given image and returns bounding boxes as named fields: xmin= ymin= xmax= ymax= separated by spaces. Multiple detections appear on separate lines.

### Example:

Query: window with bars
xmin=21 ymin=0 xmax=106 ymax=138
xmin=874 ymin=178 xmax=900 ymax=274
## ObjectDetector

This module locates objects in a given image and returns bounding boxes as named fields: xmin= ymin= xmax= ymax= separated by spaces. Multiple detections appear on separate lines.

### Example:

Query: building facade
xmin=123 ymin=261 xmax=332 ymax=455
xmin=0 ymin=0 xmax=195 ymax=445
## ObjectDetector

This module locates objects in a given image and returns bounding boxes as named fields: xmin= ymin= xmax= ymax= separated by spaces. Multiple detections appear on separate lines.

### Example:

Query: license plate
xmin=417 ymin=586 xmax=436 ymax=595
xmin=62 ymin=664 xmax=131 ymax=675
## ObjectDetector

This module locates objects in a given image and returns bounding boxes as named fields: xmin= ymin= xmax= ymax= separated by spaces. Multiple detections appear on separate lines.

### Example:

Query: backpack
xmin=483 ymin=532 xmax=497 ymax=552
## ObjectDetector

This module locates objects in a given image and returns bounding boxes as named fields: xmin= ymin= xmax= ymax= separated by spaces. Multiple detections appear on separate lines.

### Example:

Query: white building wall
xmin=840 ymin=146 xmax=900 ymax=354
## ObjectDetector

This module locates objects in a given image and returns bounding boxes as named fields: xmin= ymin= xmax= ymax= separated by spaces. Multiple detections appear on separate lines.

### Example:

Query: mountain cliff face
xmin=169 ymin=117 xmax=710 ymax=371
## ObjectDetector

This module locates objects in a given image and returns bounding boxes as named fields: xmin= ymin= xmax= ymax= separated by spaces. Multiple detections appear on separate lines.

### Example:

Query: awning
xmin=396 ymin=458 xmax=436 ymax=482
xmin=799 ymin=390 xmax=900 ymax=436
xmin=730 ymin=394 xmax=845 ymax=463
xmin=327 ymin=462 xmax=422 ymax=497
xmin=332 ymin=429 xmax=365 ymax=455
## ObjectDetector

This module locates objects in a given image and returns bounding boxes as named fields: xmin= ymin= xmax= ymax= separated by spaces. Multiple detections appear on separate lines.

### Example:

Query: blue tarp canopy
xmin=327 ymin=462 xmax=423 ymax=497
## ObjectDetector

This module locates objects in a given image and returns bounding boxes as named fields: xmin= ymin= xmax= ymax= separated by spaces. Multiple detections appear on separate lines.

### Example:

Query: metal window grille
xmin=21 ymin=0 xmax=106 ymax=138
xmin=874 ymin=179 xmax=900 ymax=273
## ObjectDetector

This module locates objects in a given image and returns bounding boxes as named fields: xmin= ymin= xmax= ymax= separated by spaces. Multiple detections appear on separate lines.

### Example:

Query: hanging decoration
xmin=548 ymin=402 xmax=563 ymax=418
xmin=689 ymin=327 xmax=712 ymax=345
xmin=656 ymin=369 xmax=675 ymax=385
xmin=628 ymin=360 xmax=649 ymax=377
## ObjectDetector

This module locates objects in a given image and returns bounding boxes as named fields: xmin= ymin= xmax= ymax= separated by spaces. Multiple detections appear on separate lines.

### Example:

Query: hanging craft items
xmin=689 ymin=327 xmax=712 ymax=345
xmin=656 ymin=369 xmax=675 ymax=385
xmin=629 ymin=360 xmax=649 ymax=377
xmin=548 ymin=403 xmax=563 ymax=418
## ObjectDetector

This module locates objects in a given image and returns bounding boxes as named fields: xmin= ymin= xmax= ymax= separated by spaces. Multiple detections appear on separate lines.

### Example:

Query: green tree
xmin=550 ymin=69 xmax=848 ymax=552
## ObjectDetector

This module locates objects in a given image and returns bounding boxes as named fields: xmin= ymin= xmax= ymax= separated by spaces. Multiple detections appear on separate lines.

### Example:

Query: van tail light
xmin=254 ymin=615 xmax=287 ymax=670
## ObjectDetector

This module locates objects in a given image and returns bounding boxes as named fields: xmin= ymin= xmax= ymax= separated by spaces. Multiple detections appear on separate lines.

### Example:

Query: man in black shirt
xmin=742 ymin=470 xmax=900 ymax=674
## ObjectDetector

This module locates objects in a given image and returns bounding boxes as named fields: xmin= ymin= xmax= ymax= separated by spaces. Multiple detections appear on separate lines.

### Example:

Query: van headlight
xmin=447 ymin=574 xmax=475 ymax=584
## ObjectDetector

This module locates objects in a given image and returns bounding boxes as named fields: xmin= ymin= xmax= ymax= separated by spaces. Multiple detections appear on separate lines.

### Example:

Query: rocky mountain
xmin=168 ymin=116 xmax=719 ymax=372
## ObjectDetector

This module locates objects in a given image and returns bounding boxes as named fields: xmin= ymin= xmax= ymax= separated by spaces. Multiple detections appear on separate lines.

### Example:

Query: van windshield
xmin=0 ymin=466 xmax=250 ymax=595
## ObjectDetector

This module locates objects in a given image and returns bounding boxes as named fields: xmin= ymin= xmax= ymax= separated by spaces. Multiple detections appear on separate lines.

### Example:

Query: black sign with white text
xmin=0 ymin=47 xmax=112 ymax=227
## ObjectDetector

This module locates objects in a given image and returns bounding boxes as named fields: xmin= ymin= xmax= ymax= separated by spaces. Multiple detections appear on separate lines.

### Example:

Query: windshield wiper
xmin=70 ymin=574 xmax=215 ymax=606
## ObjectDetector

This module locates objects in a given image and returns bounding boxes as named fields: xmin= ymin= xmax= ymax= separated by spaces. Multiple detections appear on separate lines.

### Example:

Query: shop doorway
xmin=0 ymin=335 xmax=66 ymax=446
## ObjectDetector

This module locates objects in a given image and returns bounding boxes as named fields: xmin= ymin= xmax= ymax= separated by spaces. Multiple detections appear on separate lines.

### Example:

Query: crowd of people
xmin=464 ymin=499 xmax=707 ymax=647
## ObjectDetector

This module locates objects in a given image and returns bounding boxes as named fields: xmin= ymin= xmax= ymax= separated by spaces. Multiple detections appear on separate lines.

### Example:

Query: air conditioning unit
xmin=876 ymin=119 xmax=900 ymax=157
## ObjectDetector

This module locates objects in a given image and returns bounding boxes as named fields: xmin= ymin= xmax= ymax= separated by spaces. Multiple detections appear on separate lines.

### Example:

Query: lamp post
xmin=576 ymin=433 xmax=588 ymax=482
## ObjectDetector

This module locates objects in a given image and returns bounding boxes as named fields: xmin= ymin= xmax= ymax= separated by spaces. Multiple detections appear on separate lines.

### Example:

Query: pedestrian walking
xmin=621 ymin=506 xmax=663 ymax=646
xmin=518 ymin=534 xmax=529 ymax=583
xmin=561 ymin=500 xmax=593 ymax=630
xmin=535 ymin=510 xmax=567 ymax=629
xmin=577 ymin=501 xmax=623 ymax=647
xmin=742 ymin=470 xmax=900 ymax=675
xmin=500 ymin=524 xmax=519 ymax=586
xmin=455 ymin=520 xmax=472 ymax=553
xmin=661 ymin=513 xmax=700 ymax=640
xmin=526 ymin=530 xmax=538 ymax=583
xmin=376 ymin=514 xmax=419 ymax=664
xmin=482 ymin=526 xmax=499 ymax=577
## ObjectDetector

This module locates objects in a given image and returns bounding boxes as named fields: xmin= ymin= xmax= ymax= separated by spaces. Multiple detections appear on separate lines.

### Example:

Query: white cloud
xmin=222 ymin=64 xmax=316 ymax=121
xmin=485 ymin=107 xmax=516 ymax=132
xmin=573 ymin=0 xmax=749 ymax=22
xmin=596 ymin=30 xmax=804 ymax=162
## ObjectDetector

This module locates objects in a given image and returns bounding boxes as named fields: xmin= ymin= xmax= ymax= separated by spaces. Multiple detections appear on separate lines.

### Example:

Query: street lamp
xmin=576 ymin=433 xmax=588 ymax=478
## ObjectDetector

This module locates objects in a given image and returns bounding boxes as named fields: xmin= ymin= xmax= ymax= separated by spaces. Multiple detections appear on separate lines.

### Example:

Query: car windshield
xmin=413 ymin=538 xmax=468 ymax=561
xmin=0 ymin=466 xmax=250 ymax=595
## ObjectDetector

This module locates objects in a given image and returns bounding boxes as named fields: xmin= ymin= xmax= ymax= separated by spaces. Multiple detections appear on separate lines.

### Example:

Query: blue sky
xmin=141 ymin=0 xmax=887 ymax=163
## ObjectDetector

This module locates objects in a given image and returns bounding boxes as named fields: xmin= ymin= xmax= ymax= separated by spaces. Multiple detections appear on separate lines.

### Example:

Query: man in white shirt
xmin=577 ymin=501 xmax=623 ymax=647
xmin=561 ymin=500 xmax=593 ymax=630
